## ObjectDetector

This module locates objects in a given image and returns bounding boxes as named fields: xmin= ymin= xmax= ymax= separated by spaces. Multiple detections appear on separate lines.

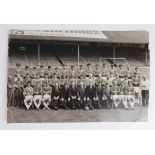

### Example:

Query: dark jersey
xmin=85 ymin=86 xmax=96 ymax=99
xmin=52 ymin=87 xmax=61 ymax=97
xmin=33 ymin=85 xmax=42 ymax=95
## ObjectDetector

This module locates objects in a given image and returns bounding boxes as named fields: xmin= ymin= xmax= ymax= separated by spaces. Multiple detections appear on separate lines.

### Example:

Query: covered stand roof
xmin=9 ymin=30 xmax=149 ymax=44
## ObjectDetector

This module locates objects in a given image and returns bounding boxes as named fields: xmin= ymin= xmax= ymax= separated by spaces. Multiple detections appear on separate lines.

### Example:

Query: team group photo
xmin=7 ymin=30 xmax=150 ymax=123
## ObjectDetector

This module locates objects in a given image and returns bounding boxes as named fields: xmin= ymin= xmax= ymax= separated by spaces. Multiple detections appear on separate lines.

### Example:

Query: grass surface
xmin=7 ymin=106 xmax=148 ymax=123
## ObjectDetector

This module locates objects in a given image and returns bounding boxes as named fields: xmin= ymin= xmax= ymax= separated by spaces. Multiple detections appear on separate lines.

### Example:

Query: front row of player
xmin=23 ymin=80 xmax=139 ymax=110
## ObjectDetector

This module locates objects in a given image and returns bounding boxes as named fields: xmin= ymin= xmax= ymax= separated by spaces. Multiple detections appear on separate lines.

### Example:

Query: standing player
xmin=93 ymin=64 xmax=100 ymax=77
xmin=39 ymin=65 xmax=45 ymax=81
xmin=7 ymin=76 xmax=15 ymax=108
xmin=141 ymin=75 xmax=149 ymax=107
xmin=14 ymin=63 xmax=23 ymax=77
xmin=14 ymin=76 xmax=24 ymax=108
xmin=46 ymin=65 xmax=53 ymax=78
xmin=124 ymin=65 xmax=133 ymax=79
xmin=31 ymin=66 xmax=38 ymax=79
xmin=33 ymin=81 xmax=42 ymax=110
xmin=117 ymin=64 xmax=125 ymax=79
xmin=77 ymin=64 xmax=85 ymax=78
xmin=85 ymin=63 xmax=93 ymax=77
xmin=101 ymin=63 xmax=108 ymax=81
xmin=23 ymin=66 xmax=30 ymax=78
xmin=23 ymin=81 xmax=33 ymax=110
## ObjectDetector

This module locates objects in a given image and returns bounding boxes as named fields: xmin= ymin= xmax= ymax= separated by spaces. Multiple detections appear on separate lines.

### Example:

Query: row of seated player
xmin=7 ymin=63 xmax=149 ymax=110
xmin=7 ymin=76 xmax=149 ymax=110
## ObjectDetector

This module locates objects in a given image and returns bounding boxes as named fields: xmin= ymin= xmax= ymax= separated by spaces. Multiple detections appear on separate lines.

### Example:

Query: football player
xmin=52 ymin=83 xmax=61 ymax=110
xmin=23 ymin=81 xmax=33 ymax=110
xmin=110 ymin=81 xmax=120 ymax=108
xmin=69 ymin=81 xmax=78 ymax=109
xmin=33 ymin=81 xmax=42 ymax=110
xmin=42 ymin=83 xmax=52 ymax=110
xmin=125 ymin=81 xmax=135 ymax=110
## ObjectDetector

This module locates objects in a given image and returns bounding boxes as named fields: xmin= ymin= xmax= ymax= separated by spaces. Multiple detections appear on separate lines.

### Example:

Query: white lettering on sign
xmin=10 ymin=30 xmax=108 ymax=39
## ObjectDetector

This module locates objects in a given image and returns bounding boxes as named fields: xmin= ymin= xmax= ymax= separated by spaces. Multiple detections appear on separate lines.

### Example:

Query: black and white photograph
xmin=7 ymin=29 xmax=150 ymax=123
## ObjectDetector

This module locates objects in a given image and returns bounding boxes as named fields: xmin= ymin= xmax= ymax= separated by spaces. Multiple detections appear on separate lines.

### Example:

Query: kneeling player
xmin=23 ymin=82 xmax=33 ymax=110
xmin=126 ymin=81 xmax=135 ymax=110
xmin=33 ymin=81 xmax=42 ymax=110
xmin=42 ymin=83 xmax=52 ymax=110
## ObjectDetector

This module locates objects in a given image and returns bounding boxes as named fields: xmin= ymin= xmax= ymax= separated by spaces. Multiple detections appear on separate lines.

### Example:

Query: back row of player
xmin=14 ymin=63 xmax=141 ymax=79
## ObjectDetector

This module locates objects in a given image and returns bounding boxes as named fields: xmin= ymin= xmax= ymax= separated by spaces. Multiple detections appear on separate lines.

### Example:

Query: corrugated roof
xmin=9 ymin=30 xmax=149 ymax=44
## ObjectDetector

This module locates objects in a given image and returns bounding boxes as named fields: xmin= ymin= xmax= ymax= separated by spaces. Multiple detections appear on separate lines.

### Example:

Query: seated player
xmin=85 ymin=82 xmax=95 ymax=110
xmin=96 ymin=82 xmax=108 ymax=109
xmin=23 ymin=82 xmax=33 ymax=110
xmin=125 ymin=81 xmax=135 ymax=110
xmin=59 ymin=83 xmax=69 ymax=110
xmin=42 ymin=83 xmax=52 ymax=110
xmin=69 ymin=81 xmax=78 ymax=109
xmin=118 ymin=82 xmax=128 ymax=109
xmin=77 ymin=81 xmax=86 ymax=109
xmin=33 ymin=81 xmax=42 ymax=110
xmin=52 ymin=83 xmax=61 ymax=110
xmin=110 ymin=81 xmax=120 ymax=108
xmin=93 ymin=83 xmax=102 ymax=109
xmin=132 ymin=72 xmax=142 ymax=105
